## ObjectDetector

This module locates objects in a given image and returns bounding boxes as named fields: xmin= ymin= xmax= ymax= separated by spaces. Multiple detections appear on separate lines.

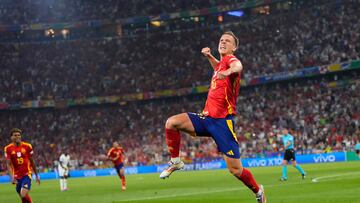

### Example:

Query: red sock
xmin=22 ymin=194 xmax=32 ymax=203
xmin=121 ymin=176 xmax=126 ymax=187
xmin=238 ymin=168 xmax=260 ymax=193
xmin=165 ymin=128 xmax=181 ymax=158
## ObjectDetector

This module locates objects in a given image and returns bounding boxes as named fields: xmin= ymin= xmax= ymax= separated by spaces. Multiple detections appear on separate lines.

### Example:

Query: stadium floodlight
xmin=61 ymin=29 xmax=69 ymax=38
xmin=150 ymin=21 xmax=161 ymax=27
xmin=45 ymin=29 xmax=55 ymax=37
xmin=227 ymin=10 xmax=244 ymax=17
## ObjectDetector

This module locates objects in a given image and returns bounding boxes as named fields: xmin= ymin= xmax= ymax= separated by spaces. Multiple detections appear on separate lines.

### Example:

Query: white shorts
xmin=58 ymin=167 xmax=69 ymax=177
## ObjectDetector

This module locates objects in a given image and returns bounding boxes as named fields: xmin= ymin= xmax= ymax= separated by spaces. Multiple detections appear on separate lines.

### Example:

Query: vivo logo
xmin=247 ymin=158 xmax=282 ymax=167
xmin=313 ymin=154 xmax=336 ymax=163
xmin=125 ymin=167 xmax=138 ymax=174
xmin=84 ymin=170 xmax=97 ymax=177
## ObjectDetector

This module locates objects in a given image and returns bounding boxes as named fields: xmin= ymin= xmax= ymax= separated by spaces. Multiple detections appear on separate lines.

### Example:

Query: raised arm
xmin=217 ymin=60 xmax=243 ymax=80
xmin=201 ymin=47 xmax=219 ymax=70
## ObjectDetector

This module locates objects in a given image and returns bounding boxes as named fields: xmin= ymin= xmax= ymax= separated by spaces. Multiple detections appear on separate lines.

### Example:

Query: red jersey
xmin=4 ymin=142 xmax=33 ymax=179
xmin=203 ymin=54 xmax=241 ymax=118
xmin=107 ymin=147 xmax=124 ymax=166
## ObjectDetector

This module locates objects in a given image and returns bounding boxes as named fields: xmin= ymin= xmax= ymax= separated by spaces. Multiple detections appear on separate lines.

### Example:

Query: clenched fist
xmin=201 ymin=47 xmax=211 ymax=57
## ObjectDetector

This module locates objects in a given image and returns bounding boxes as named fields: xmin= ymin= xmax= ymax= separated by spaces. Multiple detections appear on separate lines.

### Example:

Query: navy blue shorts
xmin=115 ymin=163 xmax=124 ymax=173
xmin=187 ymin=112 xmax=240 ymax=159
xmin=284 ymin=149 xmax=296 ymax=161
xmin=16 ymin=175 xmax=32 ymax=194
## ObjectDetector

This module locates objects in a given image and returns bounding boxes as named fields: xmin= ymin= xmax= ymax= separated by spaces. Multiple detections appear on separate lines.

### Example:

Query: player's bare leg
xmin=165 ymin=113 xmax=196 ymax=135
xmin=20 ymin=188 xmax=32 ymax=203
xmin=118 ymin=168 xmax=126 ymax=191
xmin=160 ymin=113 xmax=195 ymax=179
xmin=224 ymin=156 xmax=266 ymax=203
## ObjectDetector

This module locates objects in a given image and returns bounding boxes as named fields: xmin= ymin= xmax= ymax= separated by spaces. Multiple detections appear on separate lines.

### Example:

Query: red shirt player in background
xmin=159 ymin=31 xmax=266 ymax=203
xmin=4 ymin=128 xmax=40 ymax=203
xmin=107 ymin=141 xmax=126 ymax=191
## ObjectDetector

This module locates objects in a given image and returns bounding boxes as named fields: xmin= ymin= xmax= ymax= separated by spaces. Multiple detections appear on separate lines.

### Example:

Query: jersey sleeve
xmin=227 ymin=55 xmax=240 ymax=66
xmin=27 ymin=144 xmax=34 ymax=157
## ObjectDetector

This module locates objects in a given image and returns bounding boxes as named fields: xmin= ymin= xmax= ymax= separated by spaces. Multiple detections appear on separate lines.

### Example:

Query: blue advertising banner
xmin=241 ymin=152 xmax=346 ymax=167
xmin=0 ymin=152 xmax=346 ymax=183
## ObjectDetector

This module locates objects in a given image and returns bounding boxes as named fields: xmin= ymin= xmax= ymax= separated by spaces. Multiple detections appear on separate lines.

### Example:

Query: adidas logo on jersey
xmin=226 ymin=150 xmax=234 ymax=156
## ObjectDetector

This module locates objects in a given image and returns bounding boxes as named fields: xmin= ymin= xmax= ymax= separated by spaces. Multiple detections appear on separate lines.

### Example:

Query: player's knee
xmin=165 ymin=116 xmax=178 ymax=129
xmin=228 ymin=166 xmax=242 ymax=177
xmin=19 ymin=190 xmax=27 ymax=198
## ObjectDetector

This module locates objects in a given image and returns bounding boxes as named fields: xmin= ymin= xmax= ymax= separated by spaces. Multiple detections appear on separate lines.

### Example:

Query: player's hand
xmin=11 ymin=177 xmax=17 ymax=185
xmin=35 ymin=175 xmax=40 ymax=185
xmin=201 ymin=47 xmax=211 ymax=57
xmin=217 ymin=70 xmax=231 ymax=80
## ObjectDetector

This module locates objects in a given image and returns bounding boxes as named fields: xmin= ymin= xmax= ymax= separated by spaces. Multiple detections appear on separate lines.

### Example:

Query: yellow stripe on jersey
xmin=4 ymin=143 xmax=13 ymax=151
xmin=224 ymin=88 xmax=233 ymax=115
xmin=4 ymin=144 xmax=13 ymax=158
xmin=22 ymin=142 xmax=33 ymax=149
xmin=27 ymin=161 xmax=32 ymax=177
xmin=232 ymin=79 xmax=239 ymax=95
xmin=226 ymin=119 xmax=238 ymax=142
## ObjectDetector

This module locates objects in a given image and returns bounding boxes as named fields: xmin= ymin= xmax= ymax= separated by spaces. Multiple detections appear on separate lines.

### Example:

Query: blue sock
xmin=282 ymin=166 xmax=287 ymax=179
xmin=295 ymin=164 xmax=305 ymax=175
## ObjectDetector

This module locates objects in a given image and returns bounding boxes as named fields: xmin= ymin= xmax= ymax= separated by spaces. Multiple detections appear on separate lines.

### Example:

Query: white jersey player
xmin=58 ymin=153 xmax=70 ymax=191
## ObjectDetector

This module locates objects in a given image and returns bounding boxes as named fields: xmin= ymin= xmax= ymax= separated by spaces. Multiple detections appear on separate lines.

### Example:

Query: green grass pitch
xmin=1 ymin=162 xmax=359 ymax=203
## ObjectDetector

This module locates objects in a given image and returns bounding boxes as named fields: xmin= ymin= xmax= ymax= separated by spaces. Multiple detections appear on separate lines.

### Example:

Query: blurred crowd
xmin=0 ymin=0 xmax=247 ymax=24
xmin=0 ymin=75 xmax=359 ymax=173
xmin=0 ymin=0 xmax=360 ymax=103
xmin=237 ymin=76 xmax=360 ymax=157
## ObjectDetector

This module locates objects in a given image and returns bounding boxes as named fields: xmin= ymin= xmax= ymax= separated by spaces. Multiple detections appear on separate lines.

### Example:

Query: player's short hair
xmin=223 ymin=31 xmax=239 ymax=50
xmin=10 ymin=128 xmax=22 ymax=137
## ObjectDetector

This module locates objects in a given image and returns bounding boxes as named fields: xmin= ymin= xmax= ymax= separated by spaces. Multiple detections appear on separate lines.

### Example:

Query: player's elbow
xmin=233 ymin=65 xmax=242 ymax=73
xmin=230 ymin=62 xmax=242 ymax=73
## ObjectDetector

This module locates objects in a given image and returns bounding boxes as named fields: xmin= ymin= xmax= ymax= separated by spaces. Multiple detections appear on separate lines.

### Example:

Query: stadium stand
xmin=0 ymin=0 xmax=359 ymax=102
